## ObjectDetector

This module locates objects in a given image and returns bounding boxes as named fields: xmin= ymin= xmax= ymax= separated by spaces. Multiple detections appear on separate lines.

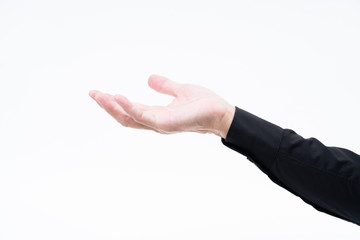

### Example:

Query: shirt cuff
xmin=221 ymin=106 xmax=284 ymax=172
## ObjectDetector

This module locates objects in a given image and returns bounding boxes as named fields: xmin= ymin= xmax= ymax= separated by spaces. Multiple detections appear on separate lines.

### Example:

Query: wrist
xmin=213 ymin=104 xmax=235 ymax=139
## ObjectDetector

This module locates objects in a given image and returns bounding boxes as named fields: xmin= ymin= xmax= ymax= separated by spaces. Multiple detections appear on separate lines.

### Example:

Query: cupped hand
xmin=89 ymin=74 xmax=235 ymax=138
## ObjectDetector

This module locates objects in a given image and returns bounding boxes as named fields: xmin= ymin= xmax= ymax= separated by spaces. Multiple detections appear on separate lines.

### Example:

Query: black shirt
xmin=221 ymin=106 xmax=360 ymax=226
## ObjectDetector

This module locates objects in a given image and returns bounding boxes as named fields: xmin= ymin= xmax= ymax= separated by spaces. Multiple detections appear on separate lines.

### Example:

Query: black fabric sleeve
xmin=221 ymin=106 xmax=360 ymax=226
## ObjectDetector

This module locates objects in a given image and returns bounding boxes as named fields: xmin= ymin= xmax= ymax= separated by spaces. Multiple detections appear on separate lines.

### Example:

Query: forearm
xmin=222 ymin=106 xmax=360 ymax=225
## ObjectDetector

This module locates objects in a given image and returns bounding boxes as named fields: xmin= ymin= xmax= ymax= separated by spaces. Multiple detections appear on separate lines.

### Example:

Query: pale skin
xmin=89 ymin=74 xmax=235 ymax=139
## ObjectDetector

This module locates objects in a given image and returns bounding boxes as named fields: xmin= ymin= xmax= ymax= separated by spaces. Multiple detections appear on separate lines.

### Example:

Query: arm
xmin=222 ymin=107 xmax=360 ymax=226
xmin=89 ymin=74 xmax=360 ymax=226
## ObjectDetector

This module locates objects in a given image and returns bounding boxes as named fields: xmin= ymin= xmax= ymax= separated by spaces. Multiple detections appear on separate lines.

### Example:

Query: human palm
xmin=89 ymin=74 xmax=234 ymax=138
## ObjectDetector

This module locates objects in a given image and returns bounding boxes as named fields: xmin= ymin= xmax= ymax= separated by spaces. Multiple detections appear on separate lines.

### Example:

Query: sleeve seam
xmin=270 ymin=129 xmax=285 ymax=172
xmin=277 ymin=151 xmax=360 ymax=188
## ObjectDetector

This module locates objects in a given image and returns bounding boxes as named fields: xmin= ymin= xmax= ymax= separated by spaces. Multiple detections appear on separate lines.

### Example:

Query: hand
xmin=89 ymin=74 xmax=235 ymax=139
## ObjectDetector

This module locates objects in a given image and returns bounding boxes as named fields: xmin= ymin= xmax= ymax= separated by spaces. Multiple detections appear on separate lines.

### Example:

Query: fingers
xmin=148 ymin=74 xmax=181 ymax=97
xmin=114 ymin=94 xmax=159 ymax=129
xmin=89 ymin=90 xmax=153 ymax=130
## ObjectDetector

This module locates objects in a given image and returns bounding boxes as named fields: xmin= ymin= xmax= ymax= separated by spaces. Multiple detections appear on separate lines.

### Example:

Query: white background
xmin=1 ymin=0 xmax=360 ymax=239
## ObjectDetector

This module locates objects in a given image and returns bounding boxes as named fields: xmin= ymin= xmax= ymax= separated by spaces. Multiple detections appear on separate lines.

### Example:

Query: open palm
xmin=89 ymin=74 xmax=234 ymax=138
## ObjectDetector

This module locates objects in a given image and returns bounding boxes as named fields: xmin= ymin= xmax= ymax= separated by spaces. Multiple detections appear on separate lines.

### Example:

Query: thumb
xmin=147 ymin=74 xmax=181 ymax=97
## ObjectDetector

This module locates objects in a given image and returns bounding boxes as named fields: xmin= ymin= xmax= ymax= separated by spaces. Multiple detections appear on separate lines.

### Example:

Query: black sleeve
xmin=221 ymin=106 xmax=360 ymax=226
